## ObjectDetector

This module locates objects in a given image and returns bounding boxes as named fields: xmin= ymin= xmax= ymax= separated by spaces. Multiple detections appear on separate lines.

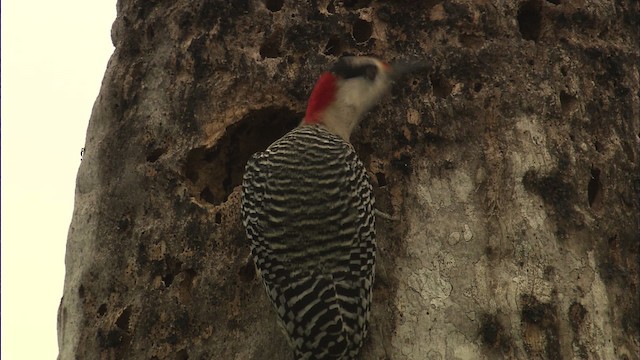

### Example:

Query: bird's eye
xmin=331 ymin=59 xmax=379 ymax=81
xmin=363 ymin=65 xmax=378 ymax=81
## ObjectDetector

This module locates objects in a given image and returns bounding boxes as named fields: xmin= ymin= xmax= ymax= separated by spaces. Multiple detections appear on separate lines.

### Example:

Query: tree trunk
xmin=58 ymin=1 xmax=639 ymax=359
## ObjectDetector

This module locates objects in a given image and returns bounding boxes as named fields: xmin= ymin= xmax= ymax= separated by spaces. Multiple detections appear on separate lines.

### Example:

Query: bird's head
xmin=303 ymin=56 xmax=426 ymax=141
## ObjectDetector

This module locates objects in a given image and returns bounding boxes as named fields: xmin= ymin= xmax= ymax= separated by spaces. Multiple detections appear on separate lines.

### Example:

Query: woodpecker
xmin=241 ymin=56 xmax=424 ymax=360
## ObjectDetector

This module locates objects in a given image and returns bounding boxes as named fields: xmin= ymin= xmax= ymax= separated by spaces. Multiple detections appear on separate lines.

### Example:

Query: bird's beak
xmin=387 ymin=60 xmax=429 ymax=81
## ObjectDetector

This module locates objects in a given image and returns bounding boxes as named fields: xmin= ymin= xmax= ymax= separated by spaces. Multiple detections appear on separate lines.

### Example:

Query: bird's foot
xmin=374 ymin=208 xmax=399 ymax=221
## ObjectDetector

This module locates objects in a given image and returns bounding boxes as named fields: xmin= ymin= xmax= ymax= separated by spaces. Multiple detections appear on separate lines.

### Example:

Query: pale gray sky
xmin=1 ymin=1 xmax=116 ymax=358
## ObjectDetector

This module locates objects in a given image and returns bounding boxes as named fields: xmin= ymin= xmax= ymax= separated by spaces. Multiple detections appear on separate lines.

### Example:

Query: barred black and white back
xmin=241 ymin=124 xmax=376 ymax=360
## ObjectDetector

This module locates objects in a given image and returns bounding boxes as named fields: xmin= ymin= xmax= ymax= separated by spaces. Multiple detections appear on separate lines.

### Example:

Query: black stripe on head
xmin=331 ymin=58 xmax=378 ymax=81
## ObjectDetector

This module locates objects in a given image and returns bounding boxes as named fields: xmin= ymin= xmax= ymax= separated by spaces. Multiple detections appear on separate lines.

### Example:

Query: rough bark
xmin=58 ymin=1 xmax=639 ymax=359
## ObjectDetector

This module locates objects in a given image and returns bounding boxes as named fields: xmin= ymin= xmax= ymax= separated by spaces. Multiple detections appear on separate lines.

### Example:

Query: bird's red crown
xmin=303 ymin=72 xmax=337 ymax=124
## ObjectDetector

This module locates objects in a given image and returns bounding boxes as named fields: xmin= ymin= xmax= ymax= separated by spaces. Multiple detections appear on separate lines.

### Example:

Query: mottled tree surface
xmin=58 ymin=1 xmax=639 ymax=359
